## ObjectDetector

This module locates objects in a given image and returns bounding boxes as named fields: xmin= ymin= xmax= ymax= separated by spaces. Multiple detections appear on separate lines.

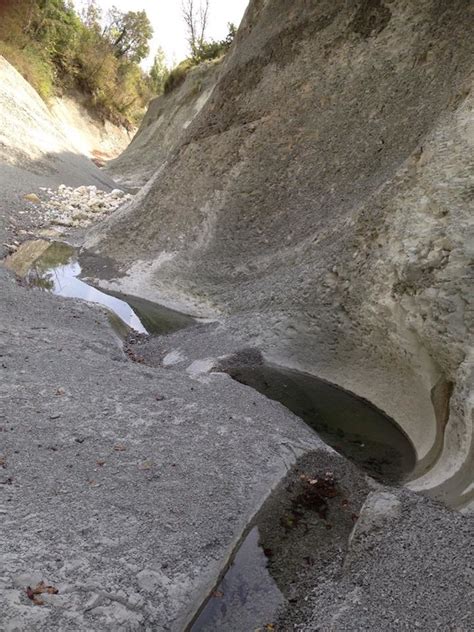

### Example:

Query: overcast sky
xmin=73 ymin=0 xmax=249 ymax=68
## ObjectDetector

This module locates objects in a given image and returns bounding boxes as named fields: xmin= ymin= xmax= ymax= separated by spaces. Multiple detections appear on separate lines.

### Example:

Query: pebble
xmin=33 ymin=185 xmax=133 ymax=229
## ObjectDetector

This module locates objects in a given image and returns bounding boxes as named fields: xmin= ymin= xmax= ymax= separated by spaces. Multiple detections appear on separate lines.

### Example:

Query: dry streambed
xmin=31 ymin=184 xmax=133 ymax=229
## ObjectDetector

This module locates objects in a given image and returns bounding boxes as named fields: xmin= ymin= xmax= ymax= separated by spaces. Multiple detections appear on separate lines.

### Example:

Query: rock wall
xmin=0 ymin=56 xmax=131 ymax=172
xmin=86 ymin=0 xmax=474 ymax=505
xmin=105 ymin=59 xmax=222 ymax=189
xmin=0 ymin=55 xmax=118 ymax=254
xmin=50 ymin=95 xmax=134 ymax=165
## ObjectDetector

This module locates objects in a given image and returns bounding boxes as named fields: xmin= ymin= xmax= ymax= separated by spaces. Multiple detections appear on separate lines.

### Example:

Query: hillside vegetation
xmin=163 ymin=23 xmax=236 ymax=94
xmin=0 ymin=0 xmax=154 ymax=127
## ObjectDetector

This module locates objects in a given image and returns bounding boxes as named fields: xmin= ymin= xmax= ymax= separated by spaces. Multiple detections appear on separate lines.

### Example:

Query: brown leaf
xmin=45 ymin=585 xmax=59 ymax=595
xmin=96 ymin=460 xmax=106 ymax=467
xmin=212 ymin=590 xmax=224 ymax=598
xmin=113 ymin=444 xmax=126 ymax=452
xmin=26 ymin=581 xmax=58 ymax=605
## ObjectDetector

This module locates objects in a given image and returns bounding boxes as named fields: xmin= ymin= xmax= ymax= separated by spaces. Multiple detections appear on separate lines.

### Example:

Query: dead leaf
xmin=212 ymin=590 xmax=224 ymax=598
xmin=26 ymin=581 xmax=58 ymax=605
xmin=96 ymin=460 xmax=106 ymax=467
xmin=24 ymin=193 xmax=41 ymax=203
xmin=113 ymin=444 xmax=126 ymax=452
xmin=139 ymin=461 xmax=152 ymax=470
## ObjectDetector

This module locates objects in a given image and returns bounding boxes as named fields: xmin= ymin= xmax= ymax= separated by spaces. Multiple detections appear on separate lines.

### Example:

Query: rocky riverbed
xmin=36 ymin=185 xmax=133 ymax=229
xmin=0 ymin=0 xmax=473 ymax=630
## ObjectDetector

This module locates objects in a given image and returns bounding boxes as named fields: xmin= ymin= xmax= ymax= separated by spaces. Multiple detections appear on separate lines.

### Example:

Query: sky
xmin=73 ymin=0 xmax=249 ymax=68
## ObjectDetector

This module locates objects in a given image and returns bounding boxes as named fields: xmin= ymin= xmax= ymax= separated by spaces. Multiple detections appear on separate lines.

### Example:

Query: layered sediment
xmin=87 ymin=0 xmax=474 ymax=505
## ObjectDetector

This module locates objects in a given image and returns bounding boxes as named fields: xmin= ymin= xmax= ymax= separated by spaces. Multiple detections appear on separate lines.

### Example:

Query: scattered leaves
xmin=293 ymin=471 xmax=338 ymax=520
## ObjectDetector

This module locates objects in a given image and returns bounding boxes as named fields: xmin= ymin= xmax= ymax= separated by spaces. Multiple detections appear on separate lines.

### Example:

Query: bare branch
xmin=182 ymin=0 xmax=209 ymax=57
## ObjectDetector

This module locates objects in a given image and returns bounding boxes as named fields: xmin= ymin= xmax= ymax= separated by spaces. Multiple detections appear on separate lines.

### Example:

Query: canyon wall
xmin=105 ymin=59 xmax=222 ymax=189
xmin=87 ymin=0 xmax=474 ymax=505
xmin=0 ymin=56 xmax=131 ymax=174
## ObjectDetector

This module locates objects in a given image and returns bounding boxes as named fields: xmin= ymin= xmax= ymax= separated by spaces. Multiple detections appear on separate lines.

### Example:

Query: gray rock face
xmin=0 ymin=266 xmax=325 ymax=631
xmin=0 ymin=56 xmax=117 ymax=257
xmin=87 ymin=0 xmax=474 ymax=505
xmin=105 ymin=60 xmax=222 ymax=189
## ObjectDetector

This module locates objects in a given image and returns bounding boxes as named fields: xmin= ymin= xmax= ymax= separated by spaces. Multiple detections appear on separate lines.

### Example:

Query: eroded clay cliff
xmin=87 ymin=0 xmax=474 ymax=505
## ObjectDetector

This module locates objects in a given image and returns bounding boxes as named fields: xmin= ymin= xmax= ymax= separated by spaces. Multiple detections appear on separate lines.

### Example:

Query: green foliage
xmin=0 ymin=41 xmax=55 ymax=100
xmin=192 ymin=22 xmax=237 ymax=63
xmin=164 ymin=23 xmax=236 ymax=95
xmin=148 ymin=47 xmax=169 ymax=95
xmin=163 ymin=59 xmax=195 ymax=94
xmin=103 ymin=8 xmax=153 ymax=64
xmin=0 ymin=0 xmax=154 ymax=126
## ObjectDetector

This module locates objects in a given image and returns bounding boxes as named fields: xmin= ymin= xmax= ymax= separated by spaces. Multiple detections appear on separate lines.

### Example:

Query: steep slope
xmin=0 ymin=56 xmax=130 ymax=172
xmin=0 ymin=55 xmax=120 ymax=253
xmin=105 ymin=59 xmax=222 ymax=188
xmin=87 ymin=0 xmax=474 ymax=505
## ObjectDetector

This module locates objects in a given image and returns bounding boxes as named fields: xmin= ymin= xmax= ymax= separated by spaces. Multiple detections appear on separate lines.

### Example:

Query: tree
xmin=148 ymin=47 xmax=169 ymax=95
xmin=81 ymin=0 xmax=102 ymax=33
xmin=104 ymin=8 xmax=153 ymax=64
xmin=182 ymin=0 xmax=209 ymax=59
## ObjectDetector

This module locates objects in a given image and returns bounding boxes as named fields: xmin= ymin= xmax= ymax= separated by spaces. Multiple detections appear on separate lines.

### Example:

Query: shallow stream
xmin=4 ymin=240 xmax=195 ymax=335
xmin=4 ymin=239 xmax=418 ymax=632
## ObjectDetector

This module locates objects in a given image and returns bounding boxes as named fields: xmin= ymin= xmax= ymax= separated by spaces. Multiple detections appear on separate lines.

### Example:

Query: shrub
xmin=0 ymin=0 xmax=153 ymax=127
xmin=163 ymin=59 xmax=195 ymax=94
xmin=0 ymin=42 xmax=55 ymax=100
xmin=163 ymin=23 xmax=236 ymax=95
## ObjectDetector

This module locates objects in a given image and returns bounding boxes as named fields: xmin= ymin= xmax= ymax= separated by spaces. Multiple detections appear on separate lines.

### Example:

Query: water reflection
xmin=26 ymin=243 xmax=148 ymax=333
xmin=6 ymin=241 xmax=195 ymax=336
xmin=191 ymin=527 xmax=284 ymax=632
